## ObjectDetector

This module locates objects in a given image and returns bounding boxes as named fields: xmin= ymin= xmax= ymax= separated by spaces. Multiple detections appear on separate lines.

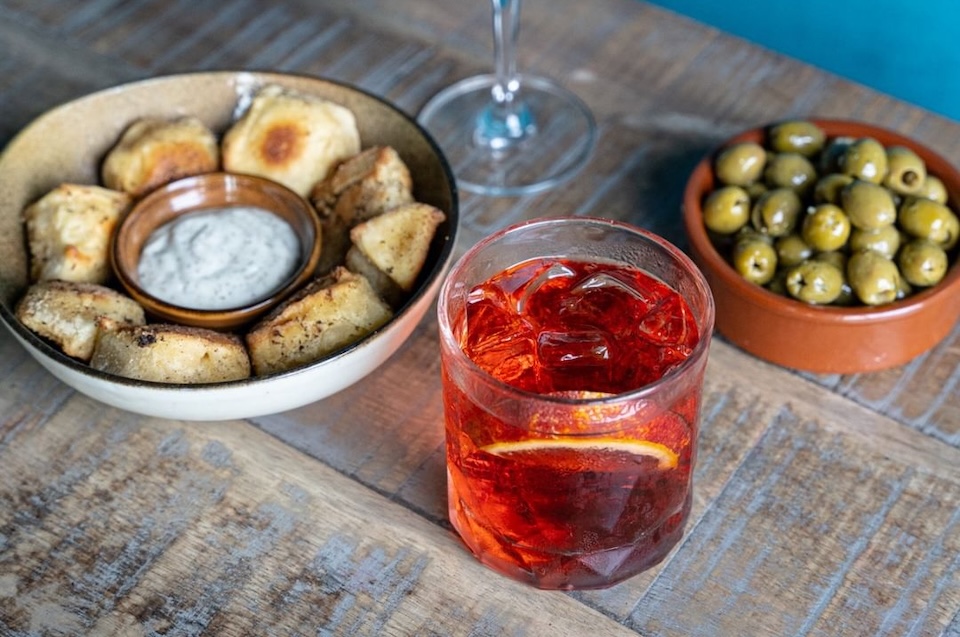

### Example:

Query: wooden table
xmin=1 ymin=0 xmax=958 ymax=635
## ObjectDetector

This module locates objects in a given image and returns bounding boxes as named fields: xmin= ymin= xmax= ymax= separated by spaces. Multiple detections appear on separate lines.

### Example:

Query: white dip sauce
xmin=137 ymin=206 xmax=301 ymax=310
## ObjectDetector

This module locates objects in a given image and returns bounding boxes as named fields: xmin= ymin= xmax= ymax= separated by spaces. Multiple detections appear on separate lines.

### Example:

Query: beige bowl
xmin=0 ymin=71 xmax=459 ymax=420
xmin=683 ymin=119 xmax=960 ymax=374
xmin=112 ymin=172 xmax=322 ymax=330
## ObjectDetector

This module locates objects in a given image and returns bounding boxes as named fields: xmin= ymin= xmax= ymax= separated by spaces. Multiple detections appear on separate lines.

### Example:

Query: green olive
xmin=849 ymin=225 xmax=901 ymax=259
xmin=763 ymin=152 xmax=817 ymax=193
xmin=785 ymin=260 xmax=845 ymax=304
xmin=819 ymin=137 xmax=855 ymax=174
xmin=768 ymin=121 xmax=826 ymax=157
xmin=898 ymin=239 xmax=948 ymax=287
xmin=703 ymin=185 xmax=751 ymax=234
xmin=715 ymin=142 xmax=767 ymax=186
xmin=847 ymin=250 xmax=901 ymax=306
xmin=943 ymin=213 xmax=960 ymax=250
xmin=840 ymin=180 xmax=897 ymax=229
xmin=883 ymin=146 xmax=926 ymax=195
xmin=775 ymin=233 xmax=814 ymax=267
xmin=751 ymin=188 xmax=802 ymax=237
xmin=813 ymin=173 xmax=854 ymax=205
xmin=814 ymin=250 xmax=848 ymax=272
xmin=801 ymin=204 xmax=852 ymax=252
xmin=895 ymin=275 xmax=913 ymax=300
xmin=732 ymin=236 xmax=778 ymax=285
xmin=898 ymin=197 xmax=960 ymax=246
xmin=916 ymin=175 xmax=948 ymax=204
xmin=840 ymin=137 xmax=888 ymax=183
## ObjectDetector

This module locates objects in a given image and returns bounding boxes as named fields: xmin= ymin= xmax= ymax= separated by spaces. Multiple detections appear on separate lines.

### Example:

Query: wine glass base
xmin=419 ymin=74 xmax=597 ymax=197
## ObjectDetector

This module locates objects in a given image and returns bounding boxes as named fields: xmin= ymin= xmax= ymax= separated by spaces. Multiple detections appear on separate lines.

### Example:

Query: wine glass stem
xmin=478 ymin=0 xmax=535 ymax=149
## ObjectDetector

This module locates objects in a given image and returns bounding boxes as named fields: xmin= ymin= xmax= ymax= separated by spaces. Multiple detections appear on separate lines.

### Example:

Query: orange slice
xmin=481 ymin=438 xmax=679 ymax=469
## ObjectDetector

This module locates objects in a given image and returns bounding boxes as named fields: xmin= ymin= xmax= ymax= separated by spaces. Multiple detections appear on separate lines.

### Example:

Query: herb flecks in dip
xmin=137 ymin=206 xmax=300 ymax=310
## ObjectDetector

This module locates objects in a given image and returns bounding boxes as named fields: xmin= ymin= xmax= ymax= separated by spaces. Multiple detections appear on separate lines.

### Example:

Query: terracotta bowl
xmin=0 ymin=71 xmax=459 ymax=420
xmin=682 ymin=119 xmax=960 ymax=374
xmin=112 ymin=172 xmax=322 ymax=330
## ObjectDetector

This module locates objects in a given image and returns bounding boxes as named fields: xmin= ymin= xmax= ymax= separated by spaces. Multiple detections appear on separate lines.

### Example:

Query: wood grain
xmin=1 ymin=0 xmax=959 ymax=634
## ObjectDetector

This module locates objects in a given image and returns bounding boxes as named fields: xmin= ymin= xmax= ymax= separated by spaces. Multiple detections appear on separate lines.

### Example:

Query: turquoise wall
xmin=646 ymin=0 xmax=960 ymax=122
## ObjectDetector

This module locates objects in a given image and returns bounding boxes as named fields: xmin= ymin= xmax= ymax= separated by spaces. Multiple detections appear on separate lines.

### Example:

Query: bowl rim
xmin=0 ymin=69 xmax=460 ymax=390
xmin=111 ymin=171 xmax=323 ymax=328
xmin=682 ymin=117 xmax=960 ymax=326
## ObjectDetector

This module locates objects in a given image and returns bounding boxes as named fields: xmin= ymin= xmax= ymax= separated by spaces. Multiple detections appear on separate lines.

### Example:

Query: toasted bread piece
xmin=24 ymin=183 xmax=132 ymax=284
xmin=345 ymin=245 xmax=405 ymax=308
xmin=246 ymin=267 xmax=393 ymax=376
xmin=90 ymin=322 xmax=251 ymax=384
xmin=15 ymin=280 xmax=146 ymax=361
xmin=349 ymin=202 xmax=446 ymax=291
xmin=310 ymin=146 xmax=414 ymax=225
xmin=222 ymin=84 xmax=360 ymax=197
xmin=101 ymin=116 xmax=219 ymax=197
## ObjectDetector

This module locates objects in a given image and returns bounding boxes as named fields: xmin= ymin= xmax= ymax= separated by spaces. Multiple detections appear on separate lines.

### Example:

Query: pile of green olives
xmin=703 ymin=120 xmax=959 ymax=306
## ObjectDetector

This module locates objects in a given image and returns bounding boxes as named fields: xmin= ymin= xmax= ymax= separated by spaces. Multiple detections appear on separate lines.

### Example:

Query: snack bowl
xmin=0 ymin=71 xmax=459 ymax=420
xmin=112 ymin=172 xmax=323 ymax=330
xmin=682 ymin=119 xmax=960 ymax=374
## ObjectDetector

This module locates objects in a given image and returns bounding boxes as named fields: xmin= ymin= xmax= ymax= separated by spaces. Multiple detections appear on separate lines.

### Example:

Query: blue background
xmin=646 ymin=0 xmax=960 ymax=123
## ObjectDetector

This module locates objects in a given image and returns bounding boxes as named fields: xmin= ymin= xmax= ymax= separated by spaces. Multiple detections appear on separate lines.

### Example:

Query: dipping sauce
xmin=137 ymin=206 xmax=301 ymax=310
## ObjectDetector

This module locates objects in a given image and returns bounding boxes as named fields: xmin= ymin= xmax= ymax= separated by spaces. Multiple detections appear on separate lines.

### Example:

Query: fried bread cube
xmin=101 ymin=116 xmax=219 ymax=197
xmin=15 ymin=280 xmax=145 ymax=361
xmin=348 ymin=202 xmax=446 ymax=293
xmin=310 ymin=145 xmax=414 ymax=224
xmin=91 ymin=322 xmax=251 ymax=384
xmin=245 ymin=267 xmax=393 ymax=376
xmin=24 ymin=183 xmax=131 ymax=284
xmin=222 ymin=84 xmax=360 ymax=197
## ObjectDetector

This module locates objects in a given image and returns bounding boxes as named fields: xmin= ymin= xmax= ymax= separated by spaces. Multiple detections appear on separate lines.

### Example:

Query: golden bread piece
xmin=222 ymin=84 xmax=361 ymax=197
xmin=23 ymin=183 xmax=132 ymax=284
xmin=246 ymin=267 xmax=393 ymax=376
xmin=15 ymin=280 xmax=145 ymax=362
xmin=349 ymin=202 xmax=446 ymax=291
xmin=101 ymin=116 xmax=219 ymax=197
xmin=344 ymin=245 xmax=404 ymax=308
xmin=310 ymin=146 xmax=414 ymax=225
xmin=90 ymin=322 xmax=251 ymax=384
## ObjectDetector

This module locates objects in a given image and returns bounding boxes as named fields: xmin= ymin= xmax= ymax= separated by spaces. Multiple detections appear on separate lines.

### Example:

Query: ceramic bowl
xmin=682 ymin=119 xmax=960 ymax=374
xmin=0 ymin=71 xmax=459 ymax=420
xmin=112 ymin=172 xmax=322 ymax=330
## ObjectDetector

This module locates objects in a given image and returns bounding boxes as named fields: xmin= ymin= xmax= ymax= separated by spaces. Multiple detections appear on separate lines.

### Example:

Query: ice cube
xmin=537 ymin=330 xmax=611 ymax=369
xmin=557 ymin=270 xmax=658 ymax=330
xmin=516 ymin=261 xmax=577 ymax=314
xmin=571 ymin=271 xmax=654 ymax=303
xmin=637 ymin=295 xmax=693 ymax=352
xmin=464 ymin=281 xmax=540 ymax=387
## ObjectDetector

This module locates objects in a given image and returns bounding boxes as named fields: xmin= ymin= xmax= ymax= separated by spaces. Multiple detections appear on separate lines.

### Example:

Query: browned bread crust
xmin=90 ymin=322 xmax=251 ymax=384
xmin=23 ymin=183 xmax=132 ymax=285
xmin=245 ymin=267 xmax=393 ymax=376
xmin=349 ymin=202 xmax=446 ymax=292
xmin=222 ymin=84 xmax=360 ymax=197
xmin=16 ymin=280 xmax=146 ymax=361
xmin=101 ymin=117 xmax=219 ymax=197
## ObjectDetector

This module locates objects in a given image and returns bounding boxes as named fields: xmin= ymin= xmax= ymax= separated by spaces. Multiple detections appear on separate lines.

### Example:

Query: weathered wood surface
xmin=1 ymin=0 xmax=959 ymax=635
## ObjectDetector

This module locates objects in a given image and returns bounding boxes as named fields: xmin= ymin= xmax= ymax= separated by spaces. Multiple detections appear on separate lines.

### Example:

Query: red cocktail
xmin=438 ymin=218 xmax=714 ymax=589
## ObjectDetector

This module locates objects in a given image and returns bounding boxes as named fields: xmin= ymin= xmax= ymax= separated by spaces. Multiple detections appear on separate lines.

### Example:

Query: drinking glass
xmin=418 ymin=0 xmax=597 ymax=197
xmin=437 ymin=217 xmax=715 ymax=589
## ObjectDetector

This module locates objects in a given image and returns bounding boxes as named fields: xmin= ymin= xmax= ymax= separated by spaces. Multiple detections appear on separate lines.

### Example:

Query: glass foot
xmin=419 ymin=74 xmax=597 ymax=197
